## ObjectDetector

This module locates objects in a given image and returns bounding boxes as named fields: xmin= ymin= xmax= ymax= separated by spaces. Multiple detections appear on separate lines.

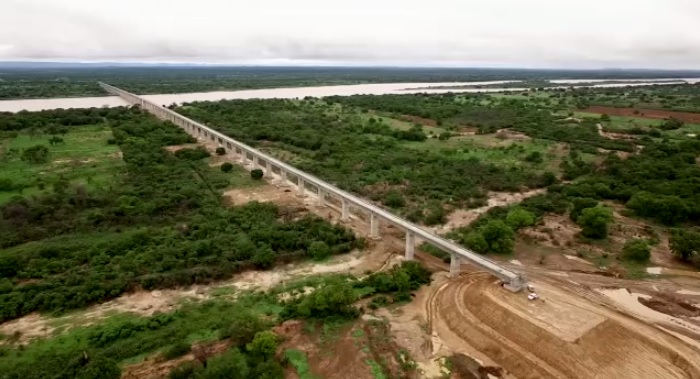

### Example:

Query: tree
xmin=246 ymin=331 xmax=279 ymax=361
xmin=49 ymin=136 xmax=64 ymax=145
xmin=576 ymin=206 xmax=613 ymax=239
xmin=252 ymin=245 xmax=276 ymax=269
xmin=463 ymin=232 xmax=488 ymax=254
xmin=221 ymin=311 xmax=267 ymax=347
xmin=199 ymin=348 xmax=250 ymax=379
xmin=600 ymin=114 xmax=611 ymax=122
xmin=670 ymin=229 xmax=700 ymax=261
xmin=21 ymin=145 xmax=50 ymax=164
xmin=524 ymin=151 xmax=543 ymax=163
xmin=383 ymin=191 xmax=405 ymax=208
xmin=660 ymin=117 xmax=684 ymax=130
xmin=250 ymin=169 xmax=264 ymax=180
xmin=215 ymin=147 xmax=226 ymax=155
xmin=622 ymin=239 xmax=651 ymax=262
xmin=221 ymin=163 xmax=234 ymax=173
xmin=505 ymin=208 xmax=535 ymax=229
xmin=75 ymin=355 xmax=121 ymax=379
xmin=569 ymin=198 xmax=599 ymax=222
xmin=308 ymin=241 xmax=331 ymax=260
xmin=480 ymin=220 xmax=515 ymax=254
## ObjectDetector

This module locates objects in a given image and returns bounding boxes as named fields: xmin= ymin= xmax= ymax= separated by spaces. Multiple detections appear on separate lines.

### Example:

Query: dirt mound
xmin=585 ymin=106 xmax=700 ymax=124
xmin=638 ymin=296 xmax=700 ymax=318
xmin=434 ymin=275 xmax=700 ymax=379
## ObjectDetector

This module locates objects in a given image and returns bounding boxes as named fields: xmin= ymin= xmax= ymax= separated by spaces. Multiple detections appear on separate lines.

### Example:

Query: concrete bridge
xmin=99 ymin=82 xmax=526 ymax=291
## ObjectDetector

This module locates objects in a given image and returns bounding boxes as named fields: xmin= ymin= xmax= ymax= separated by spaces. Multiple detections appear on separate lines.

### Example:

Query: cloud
xmin=1 ymin=0 xmax=699 ymax=68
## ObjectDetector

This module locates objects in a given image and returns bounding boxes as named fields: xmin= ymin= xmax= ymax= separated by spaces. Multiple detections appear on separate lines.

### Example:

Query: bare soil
xmin=585 ymin=106 xmax=700 ymax=124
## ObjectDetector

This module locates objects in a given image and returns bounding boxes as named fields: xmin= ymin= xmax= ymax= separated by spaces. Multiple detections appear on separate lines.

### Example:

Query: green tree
xmin=252 ymin=245 xmax=276 ymax=269
xmin=670 ymin=229 xmax=700 ymax=261
xmin=75 ymin=356 xmax=121 ymax=379
xmin=463 ymin=232 xmax=488 ymax=254
xmin=480 ymin=220 xmax=515 ymax=254
xmin=215 ymin=147 xmax=226 ymax=155
xmin=622 ymin=239 xmax=651 ymax=262
xmin=308 ymin=241 xmax=331 ymax=260
xmin=246 ymin=331 xmax=279 ymax=361
xmin=505 ymin=208 xmax=535 ymax=229
xmin=221 ymin=311 xmax=268 ymax=347
xmin=221 ymin=162 xmax=234 ymax=173
xmin=383 ymin=191 xmax=405 ymax=208
xmin=576 ymin=206 xmax=613 ymax=239
xmin=250 ymin=169 xmax=264 ymax=180
xmin=20 ymin=145 xmax=50 ymax=164
xmin=600 ymin=114 xmax=611 ymax=122
xmin=199 ymin=349 xmax=249 ymax=379
xmin=569 ymin=198 xmax=598 ymax=222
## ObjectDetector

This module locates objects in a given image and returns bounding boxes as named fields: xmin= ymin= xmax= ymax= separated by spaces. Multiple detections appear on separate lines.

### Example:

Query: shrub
xmin=221 ymin=163 xmax=234 ymax=173
xmin=622 ymin=239 xmax=651 ymax=262
xmin=576 ymin=206 xmax=613 ymax=239
xmin=505 ymin=208 xmax=535 ymax=229
xmin=524 ymin=151 xmax=543 ymax=163
xmin=670 ymin=229 xmax=700 ymax=261
xmin=215 ymin=147 xmax=226 ymax=155
xmin=163 ymin=342 xmax=191 ymax=360
xmin=383 ymin=191 xmax=405 ymax=208
xmin=250 ymin=169 xmax=264 ymax=180
xmin=174 ymin=147 xmax=210 ymax=161
xmin=21 ymin=145 xmax=50 ymax=164
xmin=246 ymin=331 xmax=279 ymax=361
xmin=308 ymin=241 xmax=331 ymax=260
xmin=480 ymin=220 xmax=515 ymax=254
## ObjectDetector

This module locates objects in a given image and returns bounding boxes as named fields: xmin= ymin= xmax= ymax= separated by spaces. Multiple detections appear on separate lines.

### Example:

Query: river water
xmin=1 ymin=78 xmax=699 ymax=113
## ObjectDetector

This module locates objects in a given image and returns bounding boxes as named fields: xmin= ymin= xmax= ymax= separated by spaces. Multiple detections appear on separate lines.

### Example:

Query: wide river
xmin=1 ymin=78 xmax=699 ymax=113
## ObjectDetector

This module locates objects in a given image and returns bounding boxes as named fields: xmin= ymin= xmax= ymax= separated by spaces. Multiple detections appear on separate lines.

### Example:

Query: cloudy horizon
xmin=2 ymin=0 xmax=699 ymax=69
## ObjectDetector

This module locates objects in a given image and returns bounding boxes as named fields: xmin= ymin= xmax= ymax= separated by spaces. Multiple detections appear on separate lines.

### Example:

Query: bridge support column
xmin=238 ymin=149 xmax=246 ymax=164
xmin=450 ymin=254 xmax=460 ymax=278
xmin=279 ymin=170 xmax=288 ymax=186
xmin=252 ymin=155 xmax=260 ymax=169
xmin=297 ymin=179 xmax=306 ymax=197
xmin=341 ymin=199 xmax=350 ymax=222
xmin=405 ymin=231 xmax=415 ymax=260
xmin=370 ymin=213 xmax=380 ymax=239
xmin=317 ymin=190 xmax=325 ymax=207
xmin=265 ymin=161 xmax=273 ymax=177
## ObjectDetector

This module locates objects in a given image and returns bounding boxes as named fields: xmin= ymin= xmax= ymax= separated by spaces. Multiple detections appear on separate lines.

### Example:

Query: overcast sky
xmin=1 ymin=0 xmax=699 ymax=69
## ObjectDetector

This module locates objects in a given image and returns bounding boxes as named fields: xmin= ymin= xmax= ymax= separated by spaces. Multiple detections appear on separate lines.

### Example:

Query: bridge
xmin=99 ymin=82 xmax=527 ymax=291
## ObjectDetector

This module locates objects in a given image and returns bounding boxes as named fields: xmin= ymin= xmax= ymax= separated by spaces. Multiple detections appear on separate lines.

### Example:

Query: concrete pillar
xmin=265 ymin=161 xmax=273 ymax=177
xmin=317 ymin=189 xmax=325 ymax=206
xmin=238 ymin=149 xmax=246 ymax=164
xmin=341 ymin=199 xmax=350 ymax=221
xmin=253 ymin=155 xmax=259 ymax=169
xmin=370 ymin=213 xmax=380 ymax=239
xmin=280 ymin=170 xmax=288 ymax=185
xmin=297 ymin=178 xmax=306 ymax=197
xmin=405 ymin=231 xmax=415 ymax=260
xmin=450 ymin=254 xmax=461 ymax=278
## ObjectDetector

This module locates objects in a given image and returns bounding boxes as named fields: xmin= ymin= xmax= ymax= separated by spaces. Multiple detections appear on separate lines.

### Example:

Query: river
xmin=1 ymin=78 xmax=699 ymax=113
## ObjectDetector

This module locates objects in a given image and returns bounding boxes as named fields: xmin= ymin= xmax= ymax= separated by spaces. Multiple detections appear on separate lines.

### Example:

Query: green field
xmin=0 ymin=125 xmax=123 ymax=203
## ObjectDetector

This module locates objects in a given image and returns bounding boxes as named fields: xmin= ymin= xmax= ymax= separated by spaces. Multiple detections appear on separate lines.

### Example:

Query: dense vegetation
xmin=178 ymin=98 xmax=555 ymax=224
xmin=1 ymin=65 xmax=698 ymax=99
xmin=0 ymin=107 xmax=361 ymax=322
xmin=0 ymin=261 xmax=431 ymax=379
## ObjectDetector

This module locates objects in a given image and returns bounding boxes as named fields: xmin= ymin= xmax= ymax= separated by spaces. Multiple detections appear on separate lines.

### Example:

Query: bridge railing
xmin=99 ymin=82 xmax=525 ymax=290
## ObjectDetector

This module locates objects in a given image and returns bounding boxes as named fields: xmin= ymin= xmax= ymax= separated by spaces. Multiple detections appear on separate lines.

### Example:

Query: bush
xmin=215 ymin=147 xmax=226 ymax=155
xmin=670 ymin=229 xmax=700 ymax=261
xmin=621 ymin=239 xmax=651 ymax=262
xmin=174 ymin=147 xmax=210 ymax=161
xmin=524 ymin=151 xmax=543 ymax=163
xmin=480 ymin=220 xmax=515 ymax=254
xmin=221 ymin=163 xmax=234 ymax=173
xmin=199 ymin=348 xmax=250 ymax=379
xmin=169 ymin=361 xmax=200 ymax=379
xmin=250 ymin=169 xmax=264 ymax=180
xmin=383 ymin=191 xmax=405 ymax=208
xmin=576 ymin=206 xmax=613 ymax=239
xmin=246 ymin=331 xmax=279 ymax=361
xmin=308 ymin=241 xmax=331 ymax=260
xmin=163 ymin=342 xmax=192 ymax=360
xmin=505 ymin=208 xmax=535 ymax=229
xmin=21 ymin=145 xmax=50 ymax=164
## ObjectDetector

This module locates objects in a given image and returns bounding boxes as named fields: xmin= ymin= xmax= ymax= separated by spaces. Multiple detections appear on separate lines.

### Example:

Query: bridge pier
xmin=340 ymin=199 xmax=350 ymax=222
xmin=405 ymin=231 xmax=415 ymax=260
xmin=317 ymin=189 xmax=326 ymax=207
xmin=280 ymin=170 xmax=288 ymax=186
xmin=265 ymin=161 xmax=273 ymax=177
xmin=369 ymin=213 xmax=380 ymax=239
xmin=450 ymin=254 xmax=460 ymax=278
xmin=297 ymin=178 xmax=306 ymax=197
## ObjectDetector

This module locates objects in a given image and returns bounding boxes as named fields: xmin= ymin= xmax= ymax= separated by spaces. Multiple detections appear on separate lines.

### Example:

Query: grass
xmin=0 ymin=125 xmax=123 ymax=204
xmin=284 ymin=349 xmax=320 ymax=379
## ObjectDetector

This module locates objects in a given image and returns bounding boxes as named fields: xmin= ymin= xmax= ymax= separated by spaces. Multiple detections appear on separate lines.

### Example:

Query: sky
xmin=1 ymin=0 xmax=699 ymax=69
